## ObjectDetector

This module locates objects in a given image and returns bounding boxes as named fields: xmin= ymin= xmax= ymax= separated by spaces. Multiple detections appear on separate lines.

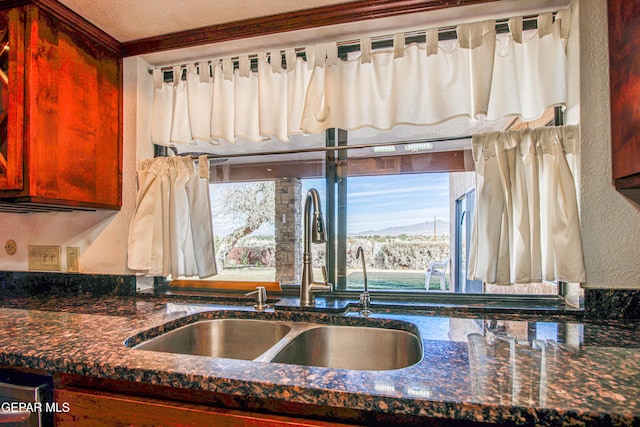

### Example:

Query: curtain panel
xmin=127 ymin=155 xmax=218 ymax=278
xmin=468 ymin=125 xmax=585 ymax=285
xmin=150 ymin=10 xmax=571 ymax=147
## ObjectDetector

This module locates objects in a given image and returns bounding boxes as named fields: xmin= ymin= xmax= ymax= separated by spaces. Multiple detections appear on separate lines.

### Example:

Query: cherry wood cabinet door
xmin=23 ymin=5 xmax=121 ymax=209
xmin=608 ymin=0 xmax=640 ymax=200
xmin=55 ymin=388 xmax=362 ymax=427
xmin=0 ymin=4 xmax=121 ymax=210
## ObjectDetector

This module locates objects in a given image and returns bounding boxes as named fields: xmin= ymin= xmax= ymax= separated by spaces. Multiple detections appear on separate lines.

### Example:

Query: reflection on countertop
xmin=0 ymin=293 xmax=638 ymax=426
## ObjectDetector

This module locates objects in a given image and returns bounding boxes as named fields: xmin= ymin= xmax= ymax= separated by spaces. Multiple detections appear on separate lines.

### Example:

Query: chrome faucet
xmin=300 ymin=188 xmax=332 ymax=307
xmin=355 ymin=246 xmax=371 ymax=316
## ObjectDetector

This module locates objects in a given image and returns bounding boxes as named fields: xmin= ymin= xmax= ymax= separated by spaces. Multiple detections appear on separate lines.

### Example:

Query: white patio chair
xmin=425 ymin=257 xmax=450 ymax=291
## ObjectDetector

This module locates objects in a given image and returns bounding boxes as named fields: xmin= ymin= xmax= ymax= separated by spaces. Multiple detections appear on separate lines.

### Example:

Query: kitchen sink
xmin=131 ymin=318 xmax=422 ymax=370
xmin=133 ymin=319 xmax=291 ymax=360
xmin=269 ymin=325 xmax=422 ymax=370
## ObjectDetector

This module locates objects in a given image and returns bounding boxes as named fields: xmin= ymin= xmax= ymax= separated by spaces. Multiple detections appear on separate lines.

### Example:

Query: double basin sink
xmin=131 ymin=318 xmax=422 ymax=371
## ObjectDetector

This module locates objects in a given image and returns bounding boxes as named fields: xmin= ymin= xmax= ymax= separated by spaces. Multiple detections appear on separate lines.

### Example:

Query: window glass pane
xmin=345 ymin=173 xmax=450 ymax=291
xmin=210 ymin=180 xmax=276 ymax=282
xmin=336 ymin=143 xmax=558 ymax=296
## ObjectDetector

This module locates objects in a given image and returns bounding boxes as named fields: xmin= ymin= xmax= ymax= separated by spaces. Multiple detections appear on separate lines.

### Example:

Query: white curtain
xmin=150 ymin=10 xmax=571 ymax=147
xmin=468 ymin=125 xmax=585 ymax=285
xmin=127 ymin=155 xmax=217 ymax=278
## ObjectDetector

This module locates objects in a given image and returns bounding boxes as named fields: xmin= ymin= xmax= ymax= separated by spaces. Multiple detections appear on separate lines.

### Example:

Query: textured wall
xmin=1 ymin=1 xmax=638 ymax=289
xmin=579 ymin=0 xmax=640 ymax=288
xmin=0 ymin=57 xmax=152 ymax=275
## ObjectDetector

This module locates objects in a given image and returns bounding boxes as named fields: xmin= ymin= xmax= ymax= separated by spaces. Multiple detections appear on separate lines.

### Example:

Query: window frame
xmin=318 ymin=130 xmax=563 ymax=304
xmin=156 ymin=122 xmax=571 ymax=308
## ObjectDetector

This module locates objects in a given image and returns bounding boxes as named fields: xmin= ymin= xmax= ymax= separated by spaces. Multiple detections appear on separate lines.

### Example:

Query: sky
xmin=211 ymin=173 xmax=450 ymax=236
xmin=303 ymin=173 xmax=450 ymax=234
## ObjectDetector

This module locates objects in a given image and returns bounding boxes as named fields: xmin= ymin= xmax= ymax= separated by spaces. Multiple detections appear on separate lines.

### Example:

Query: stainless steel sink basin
xmin=131 ymin=318 xmax=422 ymax=370
xmin=269 ymin=325 xmax=422 ymax=370
xmin=133 ymin=319 xmax=291 ymax=360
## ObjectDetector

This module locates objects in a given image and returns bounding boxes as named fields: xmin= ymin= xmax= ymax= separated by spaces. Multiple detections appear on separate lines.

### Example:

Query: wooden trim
xmin=0 ymin=196 xmax=120 ymax=210
xmin=347 ymin=150 xmax=472 ymax=176
xmin=54 ymin=373 xmax=365 ymax=423
xmin=116 ymin=55 xmax=124 ymax=206
xmin=2 ymin=0 xmax=501 ymax=58
xmin=212 ymin=159 xmax=325 ymax=182
xmin=615 ymin=172 xmax=640 ymax=204
xmin=210 ymin=150 xmax=472 ymax=183
xmin=170 ymin=280 xmax=282 ymax=292
xmin=615 ymin=173 xmax=640 ymax=190
xmin=122 ymin=0 xmax=501 ymax=57
xmin=0 ymin=0 xmax=121 ymax=54
xmin=55 ymin=387 xmax=361 ymax=427
xmin=34 ymin=0 xmax=121 ymax=54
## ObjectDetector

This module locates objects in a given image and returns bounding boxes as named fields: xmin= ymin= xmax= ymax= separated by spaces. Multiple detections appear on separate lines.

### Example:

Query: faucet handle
xmin=321 ymin=266 xmax=333 ymax=291
xmin=308 ymin=266 xmax=332 ymax=294
xmin=245 ymin=286 xmax=268 ymax=310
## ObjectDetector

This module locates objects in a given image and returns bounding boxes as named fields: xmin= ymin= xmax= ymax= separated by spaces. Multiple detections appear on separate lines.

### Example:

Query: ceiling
xmin=57 ymin=0 xmax=357 ymax=43
xmin=56 ymin=0 xmax=570 ymax=66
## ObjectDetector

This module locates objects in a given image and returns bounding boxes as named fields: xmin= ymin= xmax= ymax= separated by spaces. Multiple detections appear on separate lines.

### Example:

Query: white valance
xmin=468 ymin=125 xmax=585 ymax=285
xmin=151 ymin=10 xmax=571 ymax=147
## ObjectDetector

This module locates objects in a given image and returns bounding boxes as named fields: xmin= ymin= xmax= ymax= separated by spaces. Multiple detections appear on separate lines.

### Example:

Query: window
xmin=209 ymin=181 xmax=276 ymax=282
xmin=342 ymin=173 xmax=450 ymax=292
xmin=204 ymin=148 xmax=327 ymax=286
xmin=150 ymin=7 xmax=575 ymax=300
xmin=173 ymin=125 xmax=560 ymax=299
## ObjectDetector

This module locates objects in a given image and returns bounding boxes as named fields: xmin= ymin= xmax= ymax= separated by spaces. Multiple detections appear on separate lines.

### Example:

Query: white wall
xmin=579 ymin=0 xmax=640 ymax=288
xmin=1 ymin=0 xmax=638 ymax=290
xmin=0 ymin=57 xmax=153 ymax=275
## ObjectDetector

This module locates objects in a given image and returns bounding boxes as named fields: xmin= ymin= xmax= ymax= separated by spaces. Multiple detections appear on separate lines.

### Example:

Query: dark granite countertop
xmin=0 ymin=294 xmax=638 ymax=426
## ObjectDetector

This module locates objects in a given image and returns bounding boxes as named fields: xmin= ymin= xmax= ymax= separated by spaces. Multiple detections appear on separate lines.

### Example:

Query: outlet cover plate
xmin=28 ymin=246 xmax=61 ymax=271
xmin=66 ymin=247 xmax=80 ymax=273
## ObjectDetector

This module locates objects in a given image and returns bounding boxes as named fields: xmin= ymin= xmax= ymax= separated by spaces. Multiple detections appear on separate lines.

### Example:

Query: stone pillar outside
xmin=274 ymin=178 xmax=302 ymax=285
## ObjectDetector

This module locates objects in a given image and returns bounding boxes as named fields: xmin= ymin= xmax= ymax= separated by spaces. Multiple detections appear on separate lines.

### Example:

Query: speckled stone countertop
xmin=0 ymin=294 xmax=638 ymax=426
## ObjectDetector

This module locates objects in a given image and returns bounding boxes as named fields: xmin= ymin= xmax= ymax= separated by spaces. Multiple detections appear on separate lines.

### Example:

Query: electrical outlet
xmin=66 ymin=247 xmax=80 ymax=273
xmin=28 ymin=246 xmax=61 ymax=271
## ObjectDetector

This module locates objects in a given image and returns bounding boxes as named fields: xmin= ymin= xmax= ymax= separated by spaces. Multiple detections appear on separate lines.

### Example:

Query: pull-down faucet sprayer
xmin=300 ymin=188 xmax=332 ymax=307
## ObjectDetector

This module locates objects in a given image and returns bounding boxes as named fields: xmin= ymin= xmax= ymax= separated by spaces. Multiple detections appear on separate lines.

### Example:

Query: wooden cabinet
xmin=608 ymin=0 xmax=640 ymax=202
xmin=0 ymin=4 xmax=121 ymax=211
xmin=55 ymin=387 xmax=362 ymax=427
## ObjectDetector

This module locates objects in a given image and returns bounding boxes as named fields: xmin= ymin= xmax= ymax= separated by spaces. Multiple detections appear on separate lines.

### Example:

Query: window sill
xmin=148 ymin=284 xmax=583 ymax=318
xmin=273 ymin=295 xmax=582 ymax=318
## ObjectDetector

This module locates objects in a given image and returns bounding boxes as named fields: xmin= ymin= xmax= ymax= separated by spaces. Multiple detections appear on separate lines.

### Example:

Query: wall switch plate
xmin=28 ymin=245 xmax=61 ymax=271
xmin=66 ymin=247 xmax=80 ymax=273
